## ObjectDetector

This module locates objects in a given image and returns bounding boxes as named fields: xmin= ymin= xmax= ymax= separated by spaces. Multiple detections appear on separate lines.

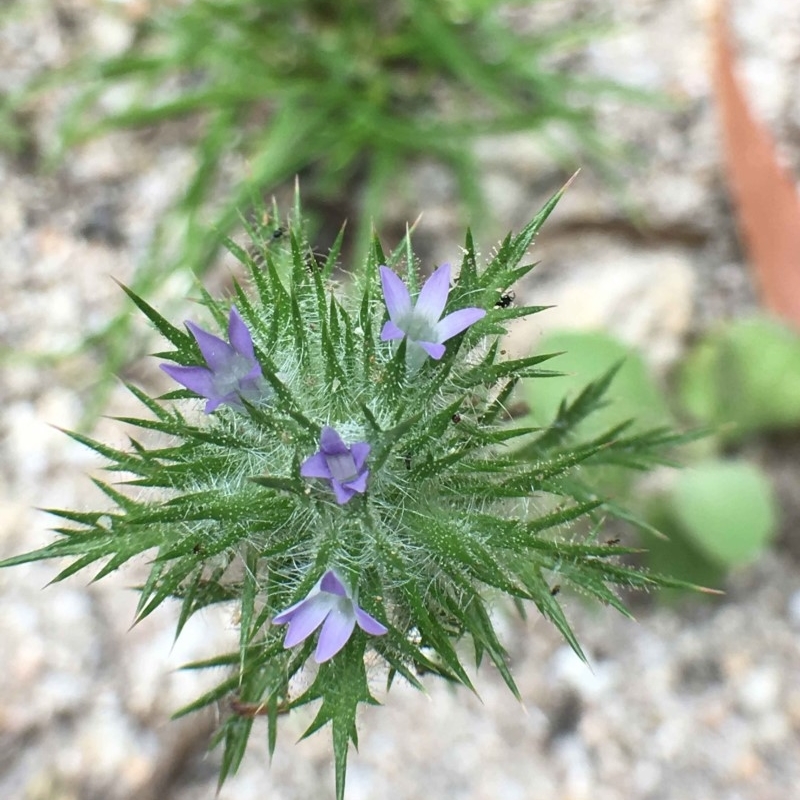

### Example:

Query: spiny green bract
xmin=1 ymin=186 xmax=700 ymax=799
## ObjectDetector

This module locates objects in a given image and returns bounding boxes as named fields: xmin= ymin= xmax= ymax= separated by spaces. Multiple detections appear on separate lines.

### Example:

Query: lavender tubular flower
xmin=379 ymin=262 xmax=486 ymax=360
xmin=160 ymin=306 xmax=264 ymax=413
xmin=300 ymin=426 xmax=370 ymax=504
xmin=273 ymin=570 xmax=388 ymax=663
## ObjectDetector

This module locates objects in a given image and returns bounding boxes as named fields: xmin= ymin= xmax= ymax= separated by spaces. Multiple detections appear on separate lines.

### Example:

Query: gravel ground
xmin=2 ymin=1 xmax=800 ymax=799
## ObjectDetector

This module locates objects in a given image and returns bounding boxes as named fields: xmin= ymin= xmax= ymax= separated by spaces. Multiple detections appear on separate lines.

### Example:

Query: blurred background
xmin=1 ymin=0 xmax=799 ymax=798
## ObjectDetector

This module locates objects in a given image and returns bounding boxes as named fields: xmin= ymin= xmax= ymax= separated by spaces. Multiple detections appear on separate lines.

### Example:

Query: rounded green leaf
xmin=678 ymin=317 xmax=800 ymax=438
xmin=670 ymin=460 xmax=776 ymax=567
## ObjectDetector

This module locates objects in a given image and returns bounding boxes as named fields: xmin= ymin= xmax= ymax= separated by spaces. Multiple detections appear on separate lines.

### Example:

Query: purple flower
xmin=273 ymin=570 xmax=388 ymax=663
xmin=379 ymin=263 xmax=486 ymax=360
xmin=160 ymin=306 xmax=265 ymax=413
xmin=300 ymin=426 xmax=370 ymax=505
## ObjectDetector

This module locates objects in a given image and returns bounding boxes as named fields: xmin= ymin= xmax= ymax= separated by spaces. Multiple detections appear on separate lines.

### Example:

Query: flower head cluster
xmin=379 ymin=262 xmax=486 ymax=360
xmin=300 ymin=426 xmax=370 ymax=505
xmin=4 ymin=189 xmax=702 ymax=800
xmin=273 ymin=570 xmax=387 ymax=663
xmin=160 ymin=306 xmax=264 ymax=413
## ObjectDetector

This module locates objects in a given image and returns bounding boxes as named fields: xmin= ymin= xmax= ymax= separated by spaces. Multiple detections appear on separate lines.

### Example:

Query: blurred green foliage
xmin=524 ymin=320 xmax=795 ymax=587
xmin=44 ymin=0 xmax=621 ymax=257
xmin=644 ymin=459 xmax=776 ymax=589
xmin=679 ymin=316 xmax=800 ymax=439
xmin=4 ymin=0 xmax=631 ymax=262
xmin=667 ymin=460 xmax=776 ymax=567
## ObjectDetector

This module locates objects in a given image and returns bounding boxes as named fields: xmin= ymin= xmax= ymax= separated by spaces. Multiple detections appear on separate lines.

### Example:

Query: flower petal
xmin=380 ymin=320 xmax=406 ymax=342
xmin=350 ymin=442 xmax=371 ymax=471
xmin=160 ymin=364 xmax=217 ymax=397
xmin=282 ymin=595 xmax=332 ymax=648
xmin=320 ymin=570 xmax=348 ymax=597
xmin=379 ymin=266 xmax=412 ymax=321
xmin=354 ymin=606 xmax=388 ymax=636
xmin=272 ymin=595 xmax=309 ymax=625
xmin=416 ymin=340 xmax=446 ymax=360
xmin=331 ymin=479 xmax=356 ymax=505
xmin=415 ymin=263 xmax=451 ymax=323
xmin=204 ymin=396 xmax=230 ymax=414
xmin=319 ymin=426 xmax=349 ymax=455
xmin=344 ymin=470 xmax=369 ymax=494
xmin=242 ymin=363 xmax=263 ymax=384
xmin=315 ymin=604 xmax=357 ymax=662
xmin=300 ymin=452 xmax=332 ymax=479
xmin=435 ymin=307 xmax=486 ymax=342
xmin=227 ymin=306 xmax=256 ymax=358
xmin=239 ymin=375 xmax=265 ymax=403
xmin=185 ymin=321 xmax=235 ymax=372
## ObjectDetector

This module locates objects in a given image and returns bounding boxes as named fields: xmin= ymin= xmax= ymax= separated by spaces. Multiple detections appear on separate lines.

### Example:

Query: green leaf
xmin=533 ymin=362 xmax=622 ymax=451
xmin=477 ymin=501 xmax=603 ymax=552
xmin=480 ymin=377 xmax=519 ymax=424
xmin=216 ymin=716 xmax=255 ymax=789
xmin=171 ymin=672 xmax=242 ymax=719
xmin=249 ymin=475 xmax=306 ymax=498
xmin=113 ymin=280 xmax=193 ymax=351
xmin=461 ymin=351 xmax=563 ymax=387
xmin=445 ymin=594 xmax=521 ymax=701
xmin=378 ymin=337 xmax=407 ymax=409
xmin=322 ymin=222 xmax=347 ymax=280
xmin=369 ymin=409 xmax=422 ymax=472
xmin=294 ymin=644 xmax=379 ymax=800
xmin=523 ymin=331 xmax=671 ymax=439
xmin=136 ymin=559 xmax=198 ymax=622
xmin=523 ymin=564 xmax=587 ymax=663
xmin=678 ymin=316 xmax=800 ymax=439
xmin=458 ymin=227 xmax=479 ymax=291
xmin=668 ymin=460 xmax=777 ymax=567
xmin=479 ymin=178 xmax=572 ymax=292
xmin=497 ymin=439 xmax=613 ymax=497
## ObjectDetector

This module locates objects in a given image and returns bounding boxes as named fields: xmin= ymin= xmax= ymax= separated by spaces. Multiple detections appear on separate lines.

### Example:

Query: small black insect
xmin=270 ymin=226 xmax=285 ymax=241
xmin=605 ymin=537 xmax=621 ymax=546
xmin=451 ymin=412 xmax=462 ymax=424
xmin=494 ymin=291 xmax=515 ymax=309
xmin=550 ymin=584 xmax=561 ymax=597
